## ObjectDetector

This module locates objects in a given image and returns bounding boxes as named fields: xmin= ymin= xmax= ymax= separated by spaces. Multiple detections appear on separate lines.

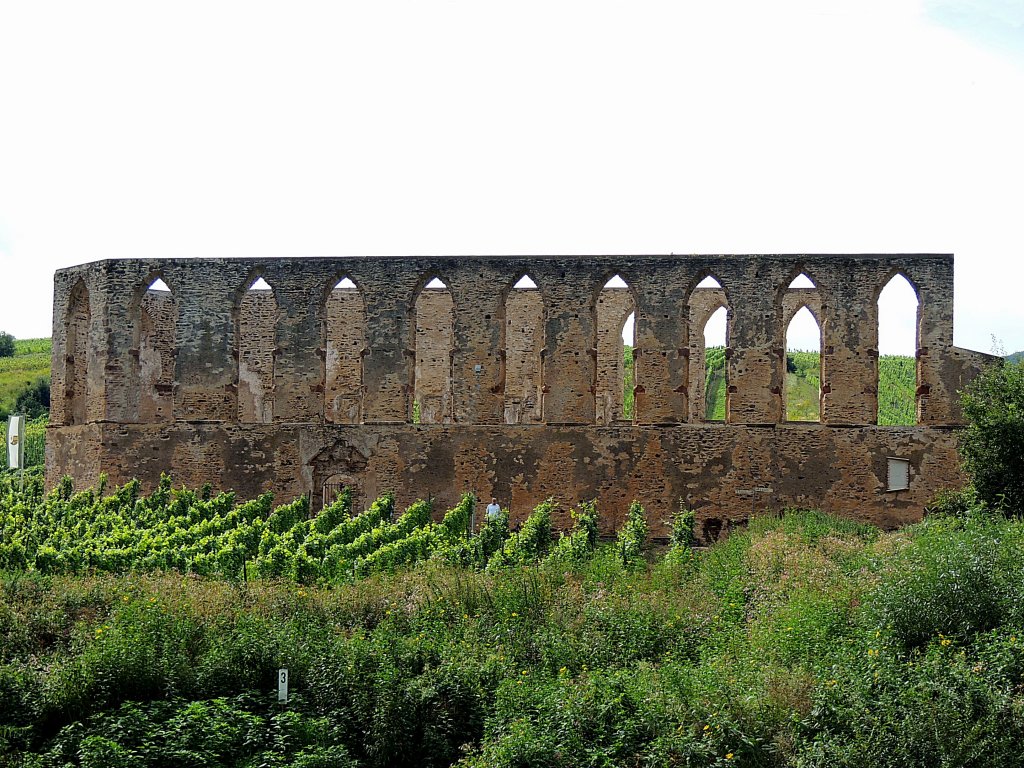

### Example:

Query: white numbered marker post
xmin=278 ymin=668 xmax=289 ymax=703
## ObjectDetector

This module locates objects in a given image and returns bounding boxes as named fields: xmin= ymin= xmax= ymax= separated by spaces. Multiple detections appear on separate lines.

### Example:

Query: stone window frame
xmin=886 ymin=456 xmax=911 ymax=492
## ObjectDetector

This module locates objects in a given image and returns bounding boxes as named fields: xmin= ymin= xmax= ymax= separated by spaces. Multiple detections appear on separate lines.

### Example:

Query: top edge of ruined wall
xmin=54 ymin=253 xmax=956 ymax=275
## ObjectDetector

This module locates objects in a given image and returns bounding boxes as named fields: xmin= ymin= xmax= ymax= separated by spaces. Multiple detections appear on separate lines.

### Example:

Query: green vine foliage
xmin=664 ymin=502 xmax=697 ymax=567
xmin=0 ymin=474 xmax=409 ymax=584
xmin=617 ymin=500 xmax=648 ymax=568
xmin=356 ymin=493 xmax=476 ymax=576
xmin=670 ymin=503 xmax=696 ymax=549
xmin=470 ymin=509 xmax=510 ymax=568
xmin=488 ymin=499 xmax=555 ymax=570
xmin=1 ymin=476 xmax=655 ymax=589
xmin=549 ymin=500 xmax=600 ymax=565
xmin=322 ymin=498 xmax=433 ymax=579
xmin=0 ymin=476 xmax=481 ymax=586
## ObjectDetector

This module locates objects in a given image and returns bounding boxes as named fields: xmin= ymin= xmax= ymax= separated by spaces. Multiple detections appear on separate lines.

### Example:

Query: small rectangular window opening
xmin=887 ymin=457 xmax=910 ymax=492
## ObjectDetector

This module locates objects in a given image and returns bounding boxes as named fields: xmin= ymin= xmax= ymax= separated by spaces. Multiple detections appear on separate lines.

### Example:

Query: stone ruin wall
xmin=324 ymin=285 xmax=365 ymax=425
xmin=46 ymin=255 xmax=998 ymax=540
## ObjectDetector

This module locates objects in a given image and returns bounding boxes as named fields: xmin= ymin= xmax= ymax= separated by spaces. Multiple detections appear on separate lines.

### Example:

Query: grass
xmin=785 ymin=350 xmax=821 ymax=421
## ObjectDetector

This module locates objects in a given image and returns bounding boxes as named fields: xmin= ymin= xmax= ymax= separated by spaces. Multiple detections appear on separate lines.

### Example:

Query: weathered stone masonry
xmin=47 ymin=255 xmax=996 ymax=538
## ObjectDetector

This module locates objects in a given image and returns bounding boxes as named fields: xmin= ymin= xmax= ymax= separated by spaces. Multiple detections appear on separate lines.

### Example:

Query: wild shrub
xmin=14 ymin=378 xmax=50 ymax=419
xmin=799 ymin=630 xmax=1024 ymax=767
xmin=864 ymin=514 xmax=1021 ymax=650
xmin=959 ymin=359 xmax=1024 ymax=514
xmin=927 ymin=484 xmax=985 ymax=518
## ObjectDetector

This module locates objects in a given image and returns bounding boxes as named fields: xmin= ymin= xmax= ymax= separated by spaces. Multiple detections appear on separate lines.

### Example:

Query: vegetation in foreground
xmin=1 ymin=488 xmax=1023 ymax=767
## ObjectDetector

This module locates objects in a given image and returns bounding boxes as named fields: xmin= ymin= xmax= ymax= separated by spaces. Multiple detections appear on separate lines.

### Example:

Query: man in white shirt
xmin=485 ymin=497 xmax=501 ymax=518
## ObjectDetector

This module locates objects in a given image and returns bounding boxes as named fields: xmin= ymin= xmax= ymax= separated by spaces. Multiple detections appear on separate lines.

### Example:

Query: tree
xmin=14 ymin=378 xmax=50 ymax=419
xmin=0 ymin=332 xmax=14 ymax=358
xmin=959 ymin=360 xmax=1024 ymax=515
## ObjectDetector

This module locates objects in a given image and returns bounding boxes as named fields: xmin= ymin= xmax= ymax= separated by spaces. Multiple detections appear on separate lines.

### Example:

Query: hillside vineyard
xmin=47 ymin=255 xmax=996 ymax=538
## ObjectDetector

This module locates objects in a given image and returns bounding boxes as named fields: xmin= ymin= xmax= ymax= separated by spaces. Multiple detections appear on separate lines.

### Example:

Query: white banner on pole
xmin=7 ymin=415 xmax=24 ymax=470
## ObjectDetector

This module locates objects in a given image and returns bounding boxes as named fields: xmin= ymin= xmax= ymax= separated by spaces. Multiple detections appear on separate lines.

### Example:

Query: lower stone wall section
xmin=47 ymin=423 xmax=964 ymax=538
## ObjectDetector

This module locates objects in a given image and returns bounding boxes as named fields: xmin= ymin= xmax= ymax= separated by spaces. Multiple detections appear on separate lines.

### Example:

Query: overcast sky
xmin=1 ymin=0 xmax=1022 ymax=355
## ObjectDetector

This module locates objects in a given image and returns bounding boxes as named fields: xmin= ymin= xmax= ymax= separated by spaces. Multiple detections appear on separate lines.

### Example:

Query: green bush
xmin=959 ymin=360 xmax=1024 ymax=515
xmin=0 ymin=332 xmax=14 ymax=358
xmin=14 ymin=378 xmax=50 ymax=419
xmin=800 ymin=630 xmax=1024 ymax=767
xmin=864 ymin=514 xmax=1019 ymax=650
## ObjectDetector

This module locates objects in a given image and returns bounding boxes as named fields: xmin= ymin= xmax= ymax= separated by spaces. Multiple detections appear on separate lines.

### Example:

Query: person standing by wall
xmin=486 ymin=496 xmax=501 ymax=519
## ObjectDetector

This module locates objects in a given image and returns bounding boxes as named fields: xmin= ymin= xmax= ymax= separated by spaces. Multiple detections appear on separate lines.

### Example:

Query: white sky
xmin=1 ymin=0 xmax=1022 ymax=355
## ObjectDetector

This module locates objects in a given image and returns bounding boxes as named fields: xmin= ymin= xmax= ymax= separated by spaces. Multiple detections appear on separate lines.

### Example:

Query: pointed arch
xmin=776 ymin=265 xmax=824 ymax=423
xmin=512 ymin=274 xmax=538 ymax=290
xmin=788 ymin=272 xmax=816 ymax=289
xmin=695 ymin=275 xmax=722 ymax=289
xmin=324 ymin=274 xmax=365 ymax=424
xmin=134 ymin=273 xmax=178 ymax=422
xmin=412 ymin=273 xmax=454 ymax=423
xmin=774 ymin=265 xmax=824 ymax=310
xmin=874 ymin=267 xmax=922 ymax=305
xmin=595 ymin=273 xmax=637 ymax=424
xmin=237 ymin=272 xmax=278 ymax=424
xmin=774 ymin=264 xmax=822 ymax=298
xmin=782 ymin=300 xmax=823 ymax=329
xmin=64 ymin=279 xmax=92 ymax=426
xmin=687 ymin=273 xmax=730 ymax=422
xmin=784 ymin=305 xmax=822 ymax=422
xmin=877 ymin=271 xmax=919 ymax=425
xmin=504 ymin=272 xmax=544 ymax=424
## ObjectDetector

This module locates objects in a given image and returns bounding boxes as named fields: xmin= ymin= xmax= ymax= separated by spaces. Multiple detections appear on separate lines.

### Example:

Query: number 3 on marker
xmin=278 ymin=668 xmax=289 ymax=703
